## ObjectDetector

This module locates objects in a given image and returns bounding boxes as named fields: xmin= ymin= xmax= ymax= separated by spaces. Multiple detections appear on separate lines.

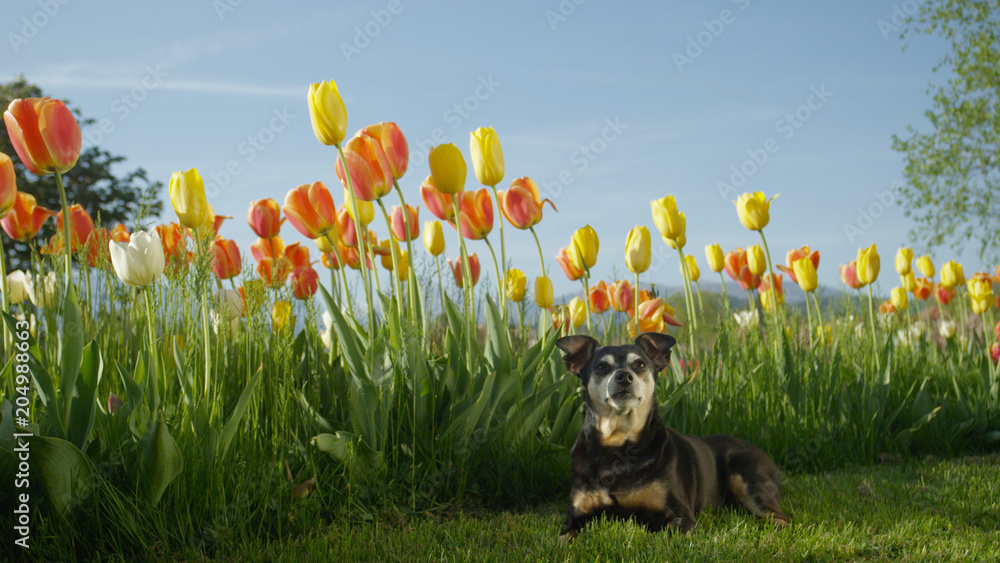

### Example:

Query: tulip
xmin=1 ymin=191 xmax=56 ymax=241
xmin=257 ymin=257 xmax=291 ymax=289
xmin=734 ymin=191 xmax=777 ymax=231
xmin=879 ymin=300 xmax=896 ymax=315
xmin=419 ymin=175 xmax=456 ymax=223
xmin=534 ymin=275 xmax=554 ymax=309
xmin=589 ymin=280 xmax=611 ymax=314
xmin=776 ymin=246 xmax=820 ymax=285
xmin=684 ymin=255 xmax=701 ymax=283
xmin=891 ymin=287 xmax=909 ymax=311
xmin=362 ymin=122 xmax=408 ymax=180
xmin=901 ymin=271 xmax=916 ymax=292
xmin=551 ymin=306 xmax=571 ymax=334
xmin=290 ymin=266 xmax=319 ymax=300
xmin=497 ymin=177 xmax=555 ymax=230
xmin=994 ymin=320 xmax=1000 ymax=341
xmin=389 ymin=204 xmax=419 ymax=242
xmin=663 ymin=212 xmax=687 ymax=250
xmin=760 ymin=273 xmax=784 ymax=312
xmin=916 ymin=255 xmax=935 ymax=278
xmin=939 ymin=319 xmax=957 ymax=339
xmin=895 ymin=247 xmax=913 ymax=276
xmin=940 ymin=260 xmax=965 ymax=289
xmin=454 ymin=189 xmax=494 ymax=240
xmin=470 ymin=126 xmax=504 ymax=187
xmin=705 ymin=244 xmax=724 ymax=273
xmin=247 ymin=198 xmax=284 ymax=239
xmin=343 ymin=187 xmax=375 ymax=226
xmin=110 ymin=223 xmax=130 ymax=243
xmin=214 ymin=288 xmax=244 ymax=321
xmin=283 ymin=181 xmax=337 ymax=239
xmin=85 ymin=228 xmax=113 ymax=269
xmin=423 ymin=220 xmax=445 ymax=256
xmin=335 ymin=130 xmax=394 ymax=201
xmin=566 ymin=297 xmax=586 ymax=328
xmin=569 ymin=225 xmax=599 ymax=271
xmin=4 ymin=97 xmax=82 ymax=175
xmin=167 ymin=168 xmax=209 ymax=230
xmin=334 ymin=208 xmax=359 ymax=247
xmin=967 ymin=278 xmax=994 ymax=315
xmin=308 ymin=80 xmax=348 ymax=146
xmin=505 ymin=268 xmax=527 ymax=302
xmin=793 ymin=256 xmax=818 ymax=293
xmin=392 ymin=250 xmax=410 ymax=282
xmin=108 ymin=230 xmax=166 ymax=287
xmin=840 ymin=261 xmax=863 ymax=289
xmin=284 ymin=242 xmax=312 ymax=270
xmin=725 ymin=248 xmax=761 ymax=291
xmin=609 ymin=280 xmax=635 ymax=314
xmin=556 ymin=246 xmax=584 ymax=281
xmin=208 ymin=207 xmax=231 ymax=237
xmin=991 ymin=342 xmax=1000 ymax=366
xmin=628 ymin=297 xmax=683 ymax=338
xmin=0 ymin=152 xmax=15 ymax=219
xmin=211 ymin=237 xmax=241 ymax=280
xmin=747 ymin=244 xmax=766 ymax=276
xmin=448 ymin=254 xmax=480 ymax=288
xmin=912 ymin=277 xmax=933 ymax=300
xmin=856 ymin=244 xmax=880 ymax=285
xmin=625 ymin=225 xmax=651 ymax=274
xmin=933 ymin=284 xmax=955 ymax=306
xmin=428 ymin=143 xmax=467 ymax=195
xmin=250 ymin=235 xmax=284 ymax=263
xmin=650 ymin=196 xmax=684 ymax=242
xmin=55 ymin=204 xmax=95 ymax=252
xmin=271 ymin=300 xmax=294 ymax=331
xmin=7 ymin=270 xmax=29 ymax=304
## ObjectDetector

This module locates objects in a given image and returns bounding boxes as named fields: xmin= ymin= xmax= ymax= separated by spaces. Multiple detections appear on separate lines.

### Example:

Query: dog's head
xmin=556 ymin=332 xmax=676 ymax=415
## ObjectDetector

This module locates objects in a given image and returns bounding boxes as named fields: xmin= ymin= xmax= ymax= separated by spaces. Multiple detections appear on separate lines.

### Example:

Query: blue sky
xmin=3 ymin=0 xmax=972 ymax=302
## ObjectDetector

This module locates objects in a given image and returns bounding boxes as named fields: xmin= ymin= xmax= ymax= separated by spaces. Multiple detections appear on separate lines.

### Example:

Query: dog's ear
xmin=634 ymin=332 xmax=676 ymax=372
xmin=555 ymin=335 xmax=599 ymax=377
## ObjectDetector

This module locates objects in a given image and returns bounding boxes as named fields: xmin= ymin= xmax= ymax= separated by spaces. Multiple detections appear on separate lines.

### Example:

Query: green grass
xmin=193 ymin=457 xmax=1000 ymax=562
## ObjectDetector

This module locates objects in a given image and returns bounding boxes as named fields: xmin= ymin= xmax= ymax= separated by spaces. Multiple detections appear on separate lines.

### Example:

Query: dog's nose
xmin=614 ymin=370 xmax=633 ymax=384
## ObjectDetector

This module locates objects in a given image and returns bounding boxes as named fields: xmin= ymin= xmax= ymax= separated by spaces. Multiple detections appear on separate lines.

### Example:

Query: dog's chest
xmin=573 ymin=440 xmax=670 ymax=514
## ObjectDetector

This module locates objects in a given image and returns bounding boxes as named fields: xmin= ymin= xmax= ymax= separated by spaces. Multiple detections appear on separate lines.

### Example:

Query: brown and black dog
xmin=556 ymin=332 xmax=789 ymax=540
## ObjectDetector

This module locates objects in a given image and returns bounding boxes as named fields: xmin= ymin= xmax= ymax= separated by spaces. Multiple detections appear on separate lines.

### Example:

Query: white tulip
xmin=108 ymin=230 xmax=165 ymax=286
xmin=7 ymin=270 xmax=29 ymax=304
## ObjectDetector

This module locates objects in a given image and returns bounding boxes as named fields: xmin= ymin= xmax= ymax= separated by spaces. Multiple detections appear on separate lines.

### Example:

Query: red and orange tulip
xmin=453 ymin=189 xmax=494 ymax=240
xmin=776 ymin=246 xmax=819 ymax=285
xmin=0 ymin=152 xmax=15 ymax=218
xmin=290 ymin=266 xmax=319 ymax=300
xmin=1 ymin=192 xmax=56 ymax=241
xmin=420 ymin=176 xmax=457 ymax=222
xmin=724 ymin=248 xmax=761 ymax=291
xmin=609 ymin=279 xmax=634 ymax=314
xmin=933 ymin=284 xmax=955 ymax=306
xmin=390 ymin=204 xmax=420 ymax=242
xmin=111 ymin=223 xmax=130 ymax=243
xmin=283 ymin=181 xmax=337 ymax=239
xmin=840 ymin=261 xmax=863 ymax=289
xmin=4 ymin=97 xmax=82 ymax=176
xmin=335 ymin=130 xmax=394 ymax=201
xmin=361 ymin=122 xmax=408 ymax=180
xmin=589 ymin=280 xmax=611 ymax=314
xmin=556 ymin=246 xmax=584 ymax=281
xmin=55 ymin=204 xmax=95 ymax=252
xmin=211 ymin=237 xmax=242 ymax=280
xmin=496 ymin=177 xmax=555 ymax=230
xmin=247 ymin=198 xmax=284 ymax=239
xmin=448 ymin=253 xmax=481 ymax=287
xmin=912 ymin=277 xmax=933 ymax=300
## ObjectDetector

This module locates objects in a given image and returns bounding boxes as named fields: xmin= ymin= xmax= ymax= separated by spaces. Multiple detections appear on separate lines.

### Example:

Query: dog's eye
xmin=594 ymin=363 xmax=609 ymax=375
xmin=632 ymin=360 xmax=647 ymax=371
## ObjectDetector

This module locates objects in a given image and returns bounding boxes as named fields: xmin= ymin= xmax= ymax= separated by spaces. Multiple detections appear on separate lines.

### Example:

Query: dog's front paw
xmin=558 ymin=530 xmax=578 ymax=545
xmin=668 ymin=517 xmax=697 ymax=533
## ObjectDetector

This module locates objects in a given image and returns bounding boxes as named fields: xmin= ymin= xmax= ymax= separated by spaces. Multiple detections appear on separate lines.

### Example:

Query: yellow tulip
xmin=856 ymin=244 xmax=880 ymax=285
xmin=705 ymin=243 xmax=725 ymax=273
xmin=747 ymin=244 xmax=766 ymax=276
xmin=308 ymin=80 xmax=348 ymax=146
xmin=664 ymin=212 xmax=687 ymax=249
xmin=891 ymin=287 xmax=908 ymax=311
xmin=569 ymin=297 xmax=587 ymax=328
xmin=894 ymin=247 xmax=913 ymax=276
xmin=734 ymin=191 xmax=778 ymax=231
xmin=650 ymin=196 xmax=685 ymax=242
xmin=534 ymin=275 xmax=554 ymax=309
xmin=469 ymin=127 xmax=504 ymax=187
xmin=940 ymin=260 xmax=965 ymax=289
xmin=568 ymin=225 xmax=599 ymax=271
xmin=505 ymin=268 xmax=526 ymax=302
xmin=343 ymin=187 xmax=374 ymax=226
xmin=967 ymin=278 xmax=994 ymax=315
xmin=900 ymin=271 xmax=916 ymax=291
xmin=271 ymin=300 xmax=294 ymax=332
xmin=793 ymin=256 xmax=817 ymax=293
xmin=684 ymin=255 xmax=700 ymax=282
xmin=625 ymin=225 xmax=651 ymax=274
xmin=428 ymin=143 xmax=467 ymax=195
xmin=423 ymin=220 xmax=445 ymax=256
xmin=169 ymin=168 xmax=209 ymax=230
xmin=916 ymin=255 xmax=934 ymax=278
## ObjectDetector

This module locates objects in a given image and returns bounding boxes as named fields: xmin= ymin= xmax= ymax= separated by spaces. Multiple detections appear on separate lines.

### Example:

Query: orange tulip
xmin=361 ymin=122 xmax=408 ymax=180
xmin=496 ymin=177 xmax=556 ymax=230
xmin=776 ymin=246 xmax=819 ymax=285
xmin=247 ymin=198 xmax=284 ymax=239
xmin=448 ymin=253 xmax=481 ymax=288
xmin=912 ymin=277 xmax=933 ymax=300
xmin=556 ymin=246 xmax=584 ymax=281
xmin=389 ymin=204 xmax=419 ymax=242
xmin=257 ymin=257 xmax=291 ymax=289
xmin=321 ymin=245 xmax=360 ymax=270
xmin=336 ymin=130 xmax=394 ymax=201
xmin=991 ymin=342 xmax=999 ymax=366
xmin=4 ymin=97 xmax=82 ymax=175
xmin=55 ymin=204 xmax=94 ymax=252
xmin=452 ymin=189 xmax=493 ymax=240
xmin=419 ymin=175 xmax=457 ymax=222
xmin=933 ymin=284 xmax=955 ymax=306
xmin=250 ymin=235 xmax=285 ymax=264
xmin=290 ymin=266 xmax=319 ymax=300
xmin=878 ymin=300 xmax=896 ymax=315
xmin=840 ymin=261 xmax=863 ymax=290
xmin=84 ymin=227 xmax=112 ymax=269
xmin=723 ymin=248 xmax=760 ymax=291
xmin=110 ymin=223 xmax=130 ymax=243
xmin=609 ymin=279 xmax=634 ymax=314
xmin=760 ymin=273 xmax=785 ymax=311
xmin=156 ymin=223 xmax=190 ymax=274
xmin=334 ymin=208 xmax=358 ymax=247
xmin=211 ymin=237 xmax=242 ymax=280
xmin=589 ymin=280 xmax=611 ymax=314
xmin=1 ymin=192 xmax=56 ymax=241
xmin=627 ymin=297 xmax=682 ymax=338
xmin=0 ymin=152 xmax=15 ymax=218
xmin=283 ymin=181 xmax=337 ymax=238
xmin=284 ymin=242 xmax=312 ymax=270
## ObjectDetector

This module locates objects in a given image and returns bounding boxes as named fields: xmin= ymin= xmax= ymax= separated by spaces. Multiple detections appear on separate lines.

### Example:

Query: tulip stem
xmin=483 ymin=236 xmax=503 ymax=318
xmin=634 ymin=271 xmax=641 ymax=337
xmin=812 ymin=293 xmax=826 ymax=343
xmin=529 ymin=226 xmax=547 ymax=345
xmin=377 ymin=199 xmax=406 ymax=330
xmin=143 ymin=286 xmax=160 ymax=411
xmin=451 ymin=195 xmax=475 ymax=354
xmin=804 ymin=289 xmax=814 ymax=344
xmin=393 ymin=182 xmax=419 ymax=325
xmin=54 ymin=171 xmax=73 ymax=293
xmin=489 ymin=185 xmax=508 ymax=315
xmin=676 ymin=246 xmax=697 ymax=350
xmin=195 ymin=228 xmax=213 ymax=401
xmin=867 ymin=283 xmax=881 ymax=372
xmin=758 ymin=229 xmax=781 ymax=324
xmin=718 ymin=271 xmax=729 ymax=312
xmin=0 ymin=235 xmax=9 ymax=353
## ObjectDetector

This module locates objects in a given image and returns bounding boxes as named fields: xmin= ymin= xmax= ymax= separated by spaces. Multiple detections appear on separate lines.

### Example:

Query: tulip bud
xmin=705 ymin=244 xmax=724 ymax=273
xmin=891 ymin=287 xmax=908 ymax=311
xmin=469 ymin=126 xmax=504 ymax=187
xmin=534 ymin=275 xmax=554 ymax=309
xmin=589 ymin=280 xmax=611 ymax=314
xmin=505 ymin=268 xmax=527 ymax=302
xmin=747 ymin=244 xmax=766 ymax=276
xmin=169 ymin=168 xmax=209 ymax=230
xmin=625 ymin=225 xmax=650 ymax=274
xmin=568 ymin=225 xmax=599 ymax=271
xmin=108 ymin=230 xmax=166 ymax=287
xmin=734 ymin=191 xmax=777 ymax=231
xmin=856 ymin=244 xmax=880 ymax=285
xmin=423 ymin=220 xmax=445 ymax=256
xmin=684 ymin=255 xmax=700 ymax=282
xmin=900 ymin=271 xmax=916 ymax=292
xmin=247 ymin=198 xmax=284 ymax=239
xmin=271 ymin=300 xmax=294 ymax=331
xmin=428 ymin=143 xmax=467 ymax=195
xmin=650 ymin=196 xmax=684 ymax=242
xmin=940 ymin=260 xmax=965 ymax=289
xmin=895 ymin=247 xmax=913 ymax=276
xmin=793 ymin=256 xmax=817 ymax=293
xmin=916 ymin=255 xmax=935 ymax=278
xmin=569 ymin=297 xmax=587 ymax=328
xmin=4 ymin=97 xmax=82 ymax=175
xmin=308 ymin=80 xmax=348 ymax=146
xmin=283 ymin=182 xmax=337 ymax=238
xmin=390 ymin=204 xmax=420 ymax=242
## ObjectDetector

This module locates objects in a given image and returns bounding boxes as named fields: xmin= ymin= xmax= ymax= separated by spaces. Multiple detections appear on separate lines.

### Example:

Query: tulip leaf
xmin=31 ymin=434 xmax=94 ymax=516
xmin=312 ymin=431 xmax=384 ymax=474
xmin=319 ymin=285 xmax=369 ymax=380
xmin=65 ymin=342 xmax=101 ymax=451
xmin=483 ymin=295 xmax=511 ymax=375
xmin=219 ymin=365 xmax=262 ymax=460
xmin=138 ymin=413 xmax=184 ymax=506
xmin=506 ymin=374 xmax=572 ymax=443
xmin=59 ymin=286 xmax=86 ymax=421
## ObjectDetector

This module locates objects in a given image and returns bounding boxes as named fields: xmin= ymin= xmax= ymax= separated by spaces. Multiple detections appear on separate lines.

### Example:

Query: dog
xmin=555 ymin=332 xmax=789 ymax=540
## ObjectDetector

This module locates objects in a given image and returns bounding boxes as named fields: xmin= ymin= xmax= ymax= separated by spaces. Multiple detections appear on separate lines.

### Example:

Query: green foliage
xmin=892 ymin=0 xmax=1000 ymax=260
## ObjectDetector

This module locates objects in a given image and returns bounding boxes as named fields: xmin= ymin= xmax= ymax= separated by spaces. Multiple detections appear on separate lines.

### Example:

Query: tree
xmin=892 ymin=0 xmax=1000 ymax=262
xmin=1 ymin=76 xmax=163 ymax=271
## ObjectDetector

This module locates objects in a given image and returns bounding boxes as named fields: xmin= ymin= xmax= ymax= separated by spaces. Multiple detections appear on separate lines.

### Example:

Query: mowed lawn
xmin=204 ymin=456 xmax=1000 ymax=562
